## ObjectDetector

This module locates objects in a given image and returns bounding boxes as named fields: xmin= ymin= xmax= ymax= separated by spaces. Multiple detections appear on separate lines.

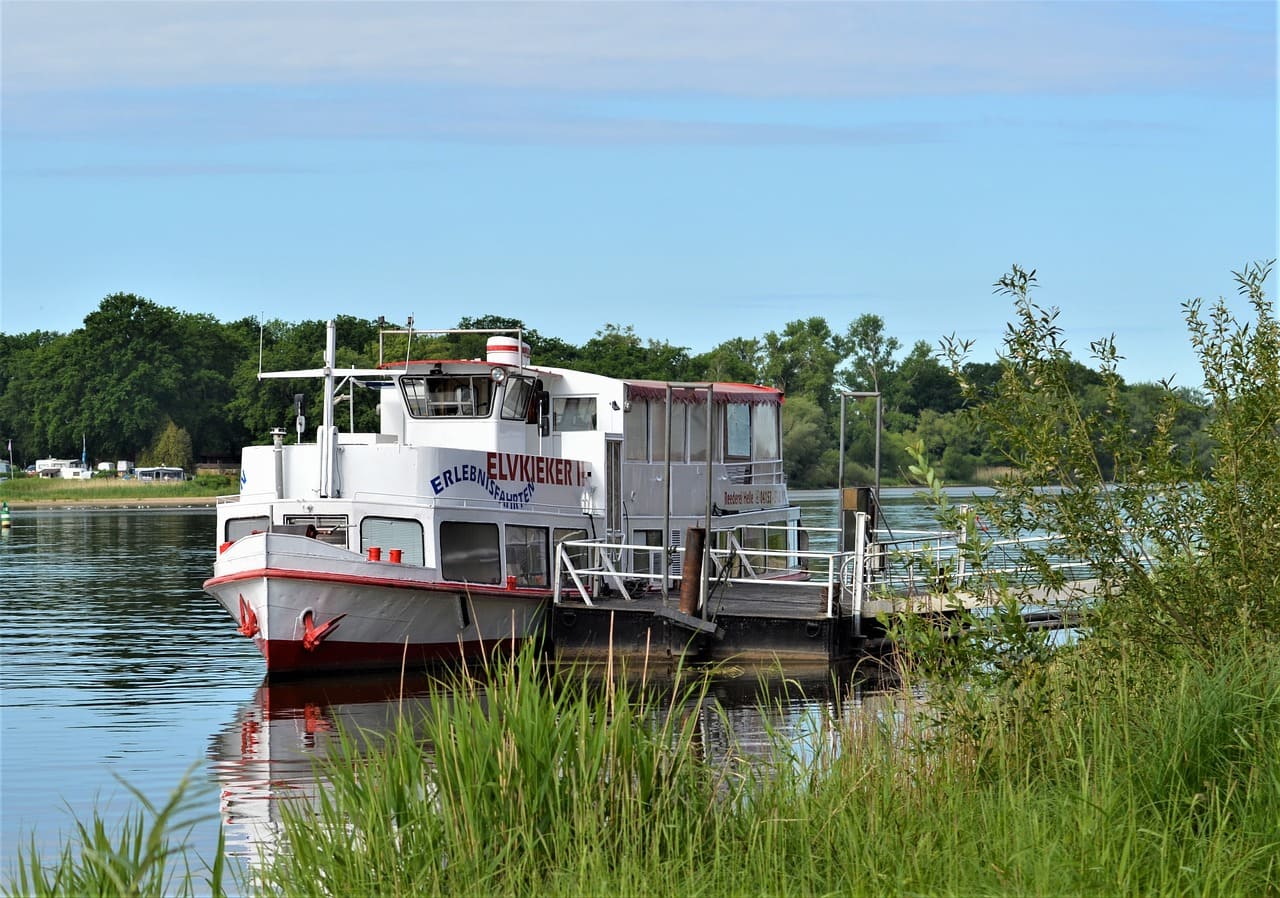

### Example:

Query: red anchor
xmin=237 ymin=595 xmax=259 ymax=638
xmin=301 ymin=609 xmax=347 ymax=652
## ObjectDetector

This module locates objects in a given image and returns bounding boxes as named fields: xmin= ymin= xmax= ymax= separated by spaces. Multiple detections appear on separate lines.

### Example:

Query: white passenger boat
xmin=204 ymin=322 xmax=799 ymax=675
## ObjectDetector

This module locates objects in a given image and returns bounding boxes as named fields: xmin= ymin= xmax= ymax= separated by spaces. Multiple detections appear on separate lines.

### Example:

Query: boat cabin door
xmin=606 ymin=438 xmax=622 ymax=541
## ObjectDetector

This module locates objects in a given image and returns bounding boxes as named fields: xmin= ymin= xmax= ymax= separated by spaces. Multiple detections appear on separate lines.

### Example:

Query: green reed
xmin=11 ymin=642 xmax=1278 ymax=897
xmin=255 ymin=641 xmax=1279 ymax=897
xmin=4 ymin=771 xmax=226 ymax=898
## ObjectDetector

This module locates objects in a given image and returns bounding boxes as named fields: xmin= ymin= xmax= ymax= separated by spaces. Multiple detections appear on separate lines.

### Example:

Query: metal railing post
xmin=853 ymin=510 xmax=868 ymax=637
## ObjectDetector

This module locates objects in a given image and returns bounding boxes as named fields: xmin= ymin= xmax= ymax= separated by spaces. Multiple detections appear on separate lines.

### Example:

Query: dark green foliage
xmin=0 ymin=283 xmax=1224 ymax=489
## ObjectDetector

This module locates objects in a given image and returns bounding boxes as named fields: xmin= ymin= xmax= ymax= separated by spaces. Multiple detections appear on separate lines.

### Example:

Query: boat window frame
xmin=360 ymin=516 xmax=425 ymax=566
xmin=400 ymin=374 xmax=495 ymax=419
xmin=225 ymin=516 xmax=269 ymax=542
xmin=505 ymin=524 xmax=549 ymax=587
xmin=552 ymin=396 xmax=597 ymax=432
xmin=724 ymin=403 xmax=751 ymax=460
xmin=440 ymin=520 xmax=502 ymax=583
xmin=500 ymin=375 xmax=537 ymax=421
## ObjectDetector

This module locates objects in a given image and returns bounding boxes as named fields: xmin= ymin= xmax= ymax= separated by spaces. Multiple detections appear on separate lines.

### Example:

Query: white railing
xmin=552 ymin=511 xmax=1099 ymax=623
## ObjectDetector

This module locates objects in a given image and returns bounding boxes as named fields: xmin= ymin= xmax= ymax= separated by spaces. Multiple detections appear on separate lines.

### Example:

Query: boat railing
xmin=720 ymin=459 xmax=786 ymax=485
xmin=553 ymin=512 xmax=1099 ymax=620
xmin=552 ymin=536 xmax=859 ymax=619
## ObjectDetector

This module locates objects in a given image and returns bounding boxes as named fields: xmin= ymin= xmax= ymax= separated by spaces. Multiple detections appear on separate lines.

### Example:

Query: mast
xmin=319 ymin=321 xmax=338 ymax=498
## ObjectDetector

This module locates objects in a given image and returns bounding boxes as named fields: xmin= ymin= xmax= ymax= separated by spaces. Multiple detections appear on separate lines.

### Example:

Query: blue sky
xmin=2 ymin=1 xmax=1275 ymax=386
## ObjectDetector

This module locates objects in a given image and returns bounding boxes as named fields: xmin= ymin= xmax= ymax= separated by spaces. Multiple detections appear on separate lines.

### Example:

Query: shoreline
xmin=2 ymin=496 xmax=218 ymax=510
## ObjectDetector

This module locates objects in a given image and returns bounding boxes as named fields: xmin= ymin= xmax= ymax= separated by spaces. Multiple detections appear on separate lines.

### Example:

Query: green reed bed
xmin=0 ymin=475 xmax=229 ymax=503
xmin=10 ymin=642 xmax=1278 ymax=897
xmin=249 ymin=642 xmax=1279 ymax=898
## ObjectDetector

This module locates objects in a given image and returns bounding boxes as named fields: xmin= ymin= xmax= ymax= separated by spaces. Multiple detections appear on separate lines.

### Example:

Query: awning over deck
xmin=624 ymin=381 xmax=782 ymax=406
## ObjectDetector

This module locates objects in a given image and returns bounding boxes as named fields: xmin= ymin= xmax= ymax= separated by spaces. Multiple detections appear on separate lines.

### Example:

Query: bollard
xmin=389 ymin=548 xmax=402 ymax=564
xmin=367 ymin=546 xmax=381 ymax=561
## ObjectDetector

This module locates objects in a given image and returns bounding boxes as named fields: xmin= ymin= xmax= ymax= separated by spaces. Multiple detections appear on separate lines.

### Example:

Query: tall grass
xmin=10 ymin=642 xmax=1278 ymax=896
xmin=4 ymin=771 xmax=227 ymax=898
xmin=250 ymin=642 xmax=1279 ymax=897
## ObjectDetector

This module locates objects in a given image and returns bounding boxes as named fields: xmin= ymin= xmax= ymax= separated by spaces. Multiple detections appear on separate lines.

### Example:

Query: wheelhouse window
xmin=505 ymin=525 xmax=549 ymax=587
xmin=361 ymin=517 xmax=425 ymax=566
xmin=553 ymin=396 xmax=597 ymax=431
xmin=440 ymin=521 xmax=501 ymax=583
xmin=401 ymin=375 xmax=495 ymax=419
xmin=501 ymin=376 xmax=536 ymax=421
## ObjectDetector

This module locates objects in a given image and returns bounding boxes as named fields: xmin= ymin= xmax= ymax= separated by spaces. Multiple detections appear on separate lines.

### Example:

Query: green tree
xmin=761 ymin=318 xmax=842 ymax=414
xmin=690 ymin=337 xmax=763 ymax=384
xmin=139 ymin=419 xmax=194 ymax=470
xmin=839 ymin=313 xmax=900 ymax=395
xmin=941 ymin=261 xmax=1280 ymax=664
xmin=578 ymin=325 xmax=691 ymax=380
xmin=780 ymin=395 xmax=830 ymax=486
xmin=890 ymin=340 xmax=963 ymax=416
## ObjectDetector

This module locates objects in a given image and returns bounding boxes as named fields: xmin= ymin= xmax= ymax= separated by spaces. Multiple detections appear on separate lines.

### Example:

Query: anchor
xmin=301 ymin=609 xmax=347 ymax=652
xmin=237 ymin=595 xmax=259 ymax=638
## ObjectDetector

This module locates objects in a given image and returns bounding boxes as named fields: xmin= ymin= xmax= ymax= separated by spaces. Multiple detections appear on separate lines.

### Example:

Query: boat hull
xmin=204 ymin=532 xmax=547 ymax=675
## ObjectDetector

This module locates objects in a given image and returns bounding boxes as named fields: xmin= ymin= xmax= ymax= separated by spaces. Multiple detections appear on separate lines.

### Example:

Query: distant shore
xmin=2 ymin=496 xmax=218 ymax=510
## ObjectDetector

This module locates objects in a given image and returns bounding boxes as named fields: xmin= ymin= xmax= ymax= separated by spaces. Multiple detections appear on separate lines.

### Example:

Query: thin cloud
xmin=4 ymin=1 xmax=1273 ymax=99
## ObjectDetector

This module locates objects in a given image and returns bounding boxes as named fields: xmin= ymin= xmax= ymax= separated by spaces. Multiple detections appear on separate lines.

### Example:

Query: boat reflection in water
xmin=208 ymin=672 xmax=443 ymax=867
xmin=207 ymin=662 xmax=879 ymax=867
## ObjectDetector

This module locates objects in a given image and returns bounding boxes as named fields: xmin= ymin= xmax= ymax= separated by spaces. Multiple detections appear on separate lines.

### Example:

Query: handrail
xmin=552 ymin=513 xmax=1101 ymax=616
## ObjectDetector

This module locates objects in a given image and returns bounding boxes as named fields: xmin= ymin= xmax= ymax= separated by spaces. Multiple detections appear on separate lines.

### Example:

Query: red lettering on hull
xmin=486 ymin=451 xmax=589 ymax=487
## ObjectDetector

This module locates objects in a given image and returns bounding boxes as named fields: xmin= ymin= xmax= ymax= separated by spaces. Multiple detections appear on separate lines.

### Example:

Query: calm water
xmin=0 ymin=490 xmax=948 ymax=881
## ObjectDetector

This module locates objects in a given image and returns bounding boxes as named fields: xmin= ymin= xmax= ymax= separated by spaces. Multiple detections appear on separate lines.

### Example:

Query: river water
xmin=0 ymin=490 xmax=951 ymax=882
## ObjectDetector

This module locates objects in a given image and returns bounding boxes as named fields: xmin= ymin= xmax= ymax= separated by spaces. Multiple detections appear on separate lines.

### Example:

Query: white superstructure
xmin=205 ymin=323 xmax=797 ymax=674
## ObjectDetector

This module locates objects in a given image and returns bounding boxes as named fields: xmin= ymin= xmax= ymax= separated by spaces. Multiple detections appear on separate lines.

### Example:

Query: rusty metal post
xmin=679 ymin=526 xmax=706 ymax=616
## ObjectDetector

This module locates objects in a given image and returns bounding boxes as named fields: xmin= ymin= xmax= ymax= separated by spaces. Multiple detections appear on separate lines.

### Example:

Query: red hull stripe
xmin=260 ymin=635 xmax=528 ymax=674
xmin=204 ymin=567 xmax=550 ymax=598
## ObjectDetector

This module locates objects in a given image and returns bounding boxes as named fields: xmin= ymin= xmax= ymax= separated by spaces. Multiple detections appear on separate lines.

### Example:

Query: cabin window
xmin=725 ymin=404 xmax=751 ymax=460
xmin=633 ymin=529 xmax=665 ymax=576
xmin=554 ymin=527 xmax=589 ymax=583
xmin=651 ymin=400 xmax=668 ymax=460
xmin=225 ymin=516 xmax=269 ymax=542
xmin=401 ymin=375 xmax=494 ymax=419
xmin=624 ymin=401 xmax=647 ymax=460
xmin=283 ymin=514 xmax=349 ymax=546
xmin=505 ymin=525 xmax=549 ymax=587
xmin=501 ymin=376 xmax=536 ymax=421
xmin=553 ymin=396 xmax=597 ymax=431
xmin=668 ymin=404 xmax=687 ymax=462
xmin=752 ymin=404 xmax=780 ymax=459
xmin=361 ymin=517 xmax=425 ymax=566
xmin=689 ymin=403 xmax=709 ymax=462
xmin=440 ymin=521 xmax=501 ymax=583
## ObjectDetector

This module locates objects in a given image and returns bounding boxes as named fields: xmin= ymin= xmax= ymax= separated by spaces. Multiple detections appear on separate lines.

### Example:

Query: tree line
xmin=0 ymin=291 xmax=1212 ymax=487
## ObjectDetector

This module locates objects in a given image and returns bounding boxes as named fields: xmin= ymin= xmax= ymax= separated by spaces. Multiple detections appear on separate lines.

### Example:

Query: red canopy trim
xmin=624 ymin=381 xmax=782 ymax=406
